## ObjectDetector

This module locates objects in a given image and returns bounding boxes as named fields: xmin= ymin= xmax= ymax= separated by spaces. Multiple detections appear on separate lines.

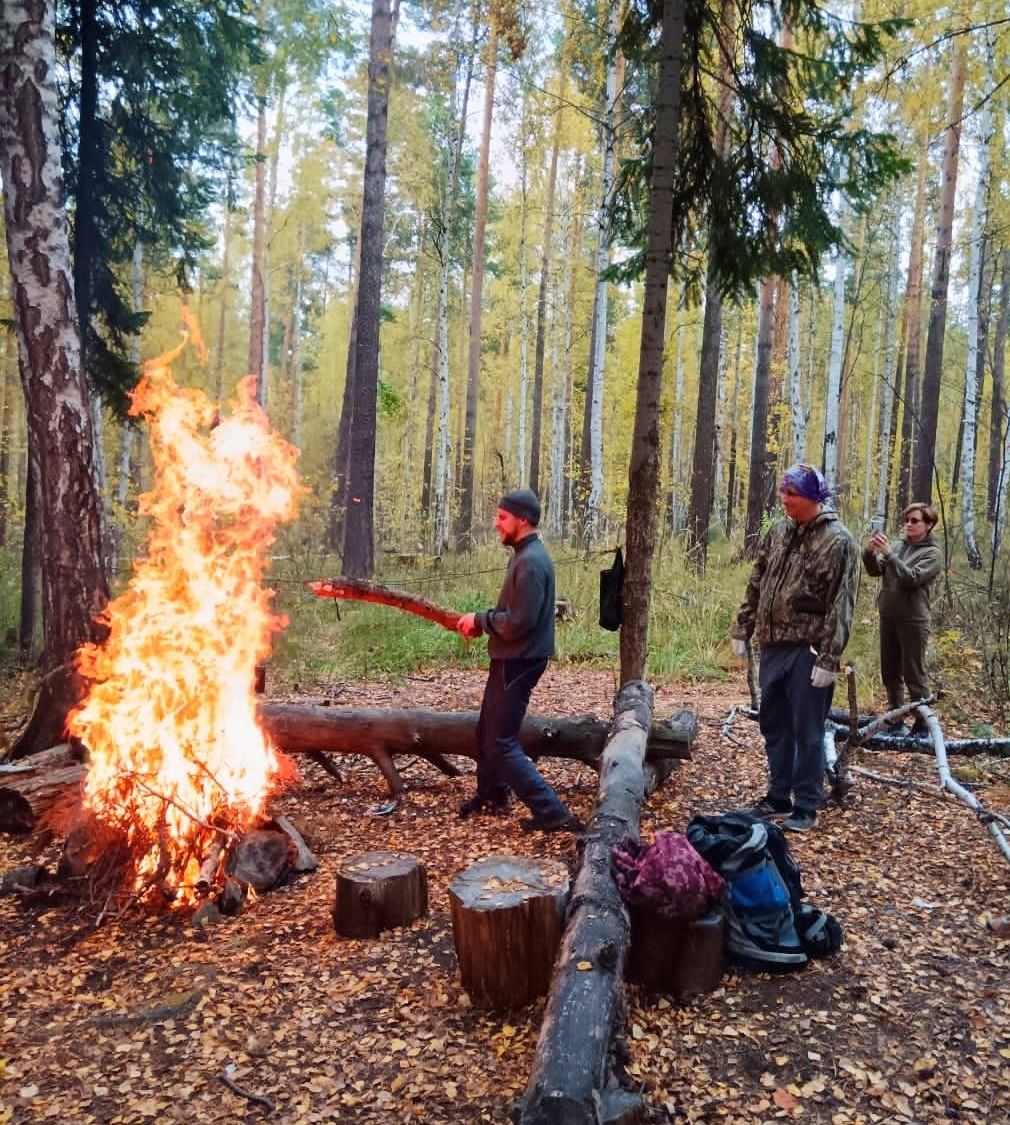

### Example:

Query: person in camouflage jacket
xmin=731 ymin=464 xmax=859 ymax=833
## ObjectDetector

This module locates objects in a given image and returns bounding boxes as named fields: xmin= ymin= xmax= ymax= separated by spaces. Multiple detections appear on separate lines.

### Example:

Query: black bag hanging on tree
xmin=599 ymin=547 xmax=625 ymax=631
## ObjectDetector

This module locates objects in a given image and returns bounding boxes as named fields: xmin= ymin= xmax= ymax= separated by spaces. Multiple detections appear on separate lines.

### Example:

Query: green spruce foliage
xmin=610 ymin=0 xmax=911 ymax=299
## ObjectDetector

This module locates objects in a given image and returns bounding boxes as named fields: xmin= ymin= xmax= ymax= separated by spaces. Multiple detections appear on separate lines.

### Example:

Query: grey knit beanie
xmin=498 ymin=488 xmax=541 ymax=526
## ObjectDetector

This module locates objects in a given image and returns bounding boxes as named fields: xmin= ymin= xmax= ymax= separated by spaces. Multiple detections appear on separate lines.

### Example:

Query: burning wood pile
xmin=7 ymin=313 xmax=312 ymax=917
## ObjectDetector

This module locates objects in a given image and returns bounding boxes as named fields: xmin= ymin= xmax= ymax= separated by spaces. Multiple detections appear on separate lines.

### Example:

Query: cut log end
xmin=332 ymin=851 xmax=428 ymax=939
xmin=449 ymin=856 xmax=570 ymax=1010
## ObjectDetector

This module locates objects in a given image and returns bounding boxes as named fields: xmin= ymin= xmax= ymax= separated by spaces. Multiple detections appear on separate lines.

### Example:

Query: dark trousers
xmin=475 ymin=658 xmax=567 ymax=819
xmin=879 ymin=617 xmax=930 ymax=708
xmin=758 ymin=643 xmax=833 ymax=815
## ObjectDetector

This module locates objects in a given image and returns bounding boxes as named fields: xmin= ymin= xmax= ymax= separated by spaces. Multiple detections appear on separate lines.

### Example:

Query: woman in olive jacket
xmin=862 ymin=503 xmax=942 ymax=731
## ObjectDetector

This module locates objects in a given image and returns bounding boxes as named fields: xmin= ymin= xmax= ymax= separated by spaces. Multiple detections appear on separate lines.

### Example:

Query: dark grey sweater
xmin=476 ymin=533 xmax=556 ymax=660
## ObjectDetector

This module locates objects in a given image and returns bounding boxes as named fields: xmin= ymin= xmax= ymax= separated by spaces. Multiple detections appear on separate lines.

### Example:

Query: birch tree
xmin=823 ymin=194 xmax=849 ymax=492
xmin=788 ymin=274 xmax=806 ymax=463
xmin=0 ymin=0 xmax=110 ymax=755
xmin=959 ymin=27 xmax=993 ymax=571
xmin=913 ymin=34 xmax=966 ymax=502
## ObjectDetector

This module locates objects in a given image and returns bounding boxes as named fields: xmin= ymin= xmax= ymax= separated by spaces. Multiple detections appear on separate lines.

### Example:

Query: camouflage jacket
xmin=733 ymin=510 xmax=859 ymax=672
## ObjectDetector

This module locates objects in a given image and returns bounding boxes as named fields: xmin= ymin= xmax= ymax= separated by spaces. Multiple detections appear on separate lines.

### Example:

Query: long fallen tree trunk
xmin=519 ymin=679 xmax=654 ymax=1125
xmin=258 ymin=703 xmax=696 ymax=798
xmin=1 ymin=705 xmax=697 ymax=834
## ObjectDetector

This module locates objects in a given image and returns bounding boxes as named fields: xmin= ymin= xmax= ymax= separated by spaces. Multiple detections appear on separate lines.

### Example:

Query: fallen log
xmin=519 ymin=679 xmax=653 ymax=1125
xmin=0 ymin=744 xmax=84 ymax=834
xmin=257 ymin=703 xmax=696 ymax=798
xmin=0 ymin=707 xmax=697 ymax=834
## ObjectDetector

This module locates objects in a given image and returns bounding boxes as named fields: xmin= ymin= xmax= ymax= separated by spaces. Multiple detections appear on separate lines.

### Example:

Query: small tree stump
xmin=449 ymin=856 xmax=570 ymax=1010
xmin=332 ymin=851 xmax=428 ymax=939
xmin=627 ymin=907 xmax=725 ymax=996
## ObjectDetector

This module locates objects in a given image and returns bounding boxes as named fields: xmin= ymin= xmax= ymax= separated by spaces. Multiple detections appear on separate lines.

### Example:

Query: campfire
xmin=67 ymin=311 xmax=303 ymax=910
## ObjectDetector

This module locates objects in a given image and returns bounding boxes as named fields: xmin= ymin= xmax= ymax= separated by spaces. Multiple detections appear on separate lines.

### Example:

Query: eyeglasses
xmin=904 ymin=517 xmax=924 ymax=524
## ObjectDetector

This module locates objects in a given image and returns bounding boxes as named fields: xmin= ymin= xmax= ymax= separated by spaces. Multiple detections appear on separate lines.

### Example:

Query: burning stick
xmin=309 ymin=579 xmax=462 ymax=632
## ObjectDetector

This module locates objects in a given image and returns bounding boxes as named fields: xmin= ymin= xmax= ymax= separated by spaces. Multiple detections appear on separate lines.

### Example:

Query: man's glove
xmin=810 ymin=665 xmax=835 ymax=689
xmin=731 ymin=638 xmax=748 ymax=659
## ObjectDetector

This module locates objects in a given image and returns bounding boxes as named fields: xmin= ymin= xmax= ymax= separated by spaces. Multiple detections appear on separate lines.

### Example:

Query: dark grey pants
xmin=758 ymin=643 xmax=833 ymax=815
xmin=879 ymin=617 xmax=930 ymax=708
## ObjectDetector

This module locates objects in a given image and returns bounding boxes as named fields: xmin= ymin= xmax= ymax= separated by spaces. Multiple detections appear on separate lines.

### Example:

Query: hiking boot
xmin=782 ymin=809 xmax=816 ymax=833
xmin=740 ymin=796 xmax=792 ymax=821
xmin=909 ymin=718 xmax=931 ymax=738
xmin=519 ymin=810 xmax=583 ymax=834
xmin=458 ymin=794 xmax=511 ymax=819
xmin=881 ymin=720 xmax=907 ymax=736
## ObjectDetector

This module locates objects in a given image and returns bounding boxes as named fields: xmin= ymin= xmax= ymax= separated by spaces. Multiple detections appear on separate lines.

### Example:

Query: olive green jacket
xmin=861 ymin=533 xmax=941 ymax=626
xmin=733 ymin=510 xmax=859 ymax=672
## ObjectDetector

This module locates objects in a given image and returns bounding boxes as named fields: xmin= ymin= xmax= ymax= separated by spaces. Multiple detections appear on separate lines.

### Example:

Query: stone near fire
xmin=227 ymin=828 xmax=294 ymax=892
xmin=332 ymin=851 xmax=428 ymax=939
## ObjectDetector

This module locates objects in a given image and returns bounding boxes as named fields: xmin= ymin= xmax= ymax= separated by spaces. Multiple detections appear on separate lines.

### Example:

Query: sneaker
xmin=519 ymin=811 xmax=583 ymax=834
xmin=458 ymin=794 xmax=511 ymax=819
xmin=740 ymin=796 xmax=792 ymax=821
xmin=782 ymin=809 xmax=816 ymax=833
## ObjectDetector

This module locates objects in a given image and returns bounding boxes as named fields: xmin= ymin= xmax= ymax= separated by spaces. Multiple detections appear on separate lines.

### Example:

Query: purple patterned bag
xmin=612 ymin=830 xmax=726 ymax=921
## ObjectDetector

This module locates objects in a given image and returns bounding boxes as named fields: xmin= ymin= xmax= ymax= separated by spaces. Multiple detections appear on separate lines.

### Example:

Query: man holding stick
xmin=455 ymin=489 xmax=582 ymax=834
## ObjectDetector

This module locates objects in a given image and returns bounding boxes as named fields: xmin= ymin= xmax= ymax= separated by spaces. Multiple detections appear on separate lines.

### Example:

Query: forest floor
xmin=1 ymin=666 xmax=1009 ymax=1125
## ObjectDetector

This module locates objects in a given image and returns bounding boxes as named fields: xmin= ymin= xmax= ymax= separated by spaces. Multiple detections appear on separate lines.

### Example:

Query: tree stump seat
xmin=627 ymin=906 xmax=725 ymax=996
xmin=332 ymin=851 xmax=428 ymax=939
xmin=449 ymin=855 xmax=571 ymax=1010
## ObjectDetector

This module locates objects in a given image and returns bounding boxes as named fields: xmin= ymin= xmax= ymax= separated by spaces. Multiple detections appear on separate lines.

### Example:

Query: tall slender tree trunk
xmin=872 ymin=205 xmax=902 ymax=527
xmin=988 ymin=250 xmax=1009 ymax=520
xmin=685 ymin=0 xmax=736 ymax=572
xmin=822 ymin=195 xmax=849 ymax=492
xmin=341 ymin=0 xmax=398 ymax=578
xmin=248 ymin=91 xmax=268 ymax=404
xmin=0 ymin=0 xmax=111 ymax=754
xmin=744 ymin=277 xmax=776 ymax=554
xmin=74 ymin=0 xmax=99 ymax=374
xmin=457 ymin=24 xmax=497 ymax=549
xmin=533 ymin=38 xmax=567 ymax=520
xmin=959 ymin=29 xmax=993 ymax=570
xmin=913 ymin=37 xmax=966 ymax=502
xmin=788 ymin=274 xmax=806 ymax=463
xmin=897 ymin=139 xmax=929 ymax=509
xmin=576 ymin=3 xmax=618 ymax=545
xmin=620 ymin=0 xmax=684 ymax=684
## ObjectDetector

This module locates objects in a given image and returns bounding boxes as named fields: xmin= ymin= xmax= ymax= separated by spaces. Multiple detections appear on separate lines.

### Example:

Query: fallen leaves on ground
xmin=1 ymin=667 xmax=1009 ymax=1124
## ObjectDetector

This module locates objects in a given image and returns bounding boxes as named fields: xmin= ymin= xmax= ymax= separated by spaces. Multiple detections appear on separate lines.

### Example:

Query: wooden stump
xmin=332 ymin=851 xmax=428 ymax=939
xmin=449 ymin=856 xmax=570 ymax=1010
xmin=627 ymin=908 xmax=725 ymax=996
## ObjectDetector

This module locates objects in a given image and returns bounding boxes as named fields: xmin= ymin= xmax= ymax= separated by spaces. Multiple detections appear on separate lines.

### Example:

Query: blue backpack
xmin=686 ymin=812 xmax=842 ymax=973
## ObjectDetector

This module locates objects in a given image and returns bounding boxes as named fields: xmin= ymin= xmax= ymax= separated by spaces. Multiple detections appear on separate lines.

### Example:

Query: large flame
xmin=69 ymin=318 xmax=302 ymax=903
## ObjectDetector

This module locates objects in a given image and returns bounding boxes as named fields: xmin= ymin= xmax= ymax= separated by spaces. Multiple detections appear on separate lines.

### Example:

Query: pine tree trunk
xmin=456 ymin=25 xmax=497 ymax=550
xmin=620 ymin=0 xmax=683 ymax=684
xmin=342 ymin=0 xmax=398 ymax=578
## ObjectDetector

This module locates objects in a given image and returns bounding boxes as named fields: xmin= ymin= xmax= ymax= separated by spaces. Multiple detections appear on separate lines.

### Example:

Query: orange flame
xmin=69 ymin=320 xmax=302 ymax=903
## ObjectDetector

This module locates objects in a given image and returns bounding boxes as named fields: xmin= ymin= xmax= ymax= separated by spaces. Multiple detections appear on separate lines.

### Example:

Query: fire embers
xmin=67 ymin=313 xmax=304 ymax=908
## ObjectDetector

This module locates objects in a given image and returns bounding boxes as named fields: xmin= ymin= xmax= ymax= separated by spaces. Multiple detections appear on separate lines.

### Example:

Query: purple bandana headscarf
xmin=780 ymin=463 xmax=830 ymax=503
